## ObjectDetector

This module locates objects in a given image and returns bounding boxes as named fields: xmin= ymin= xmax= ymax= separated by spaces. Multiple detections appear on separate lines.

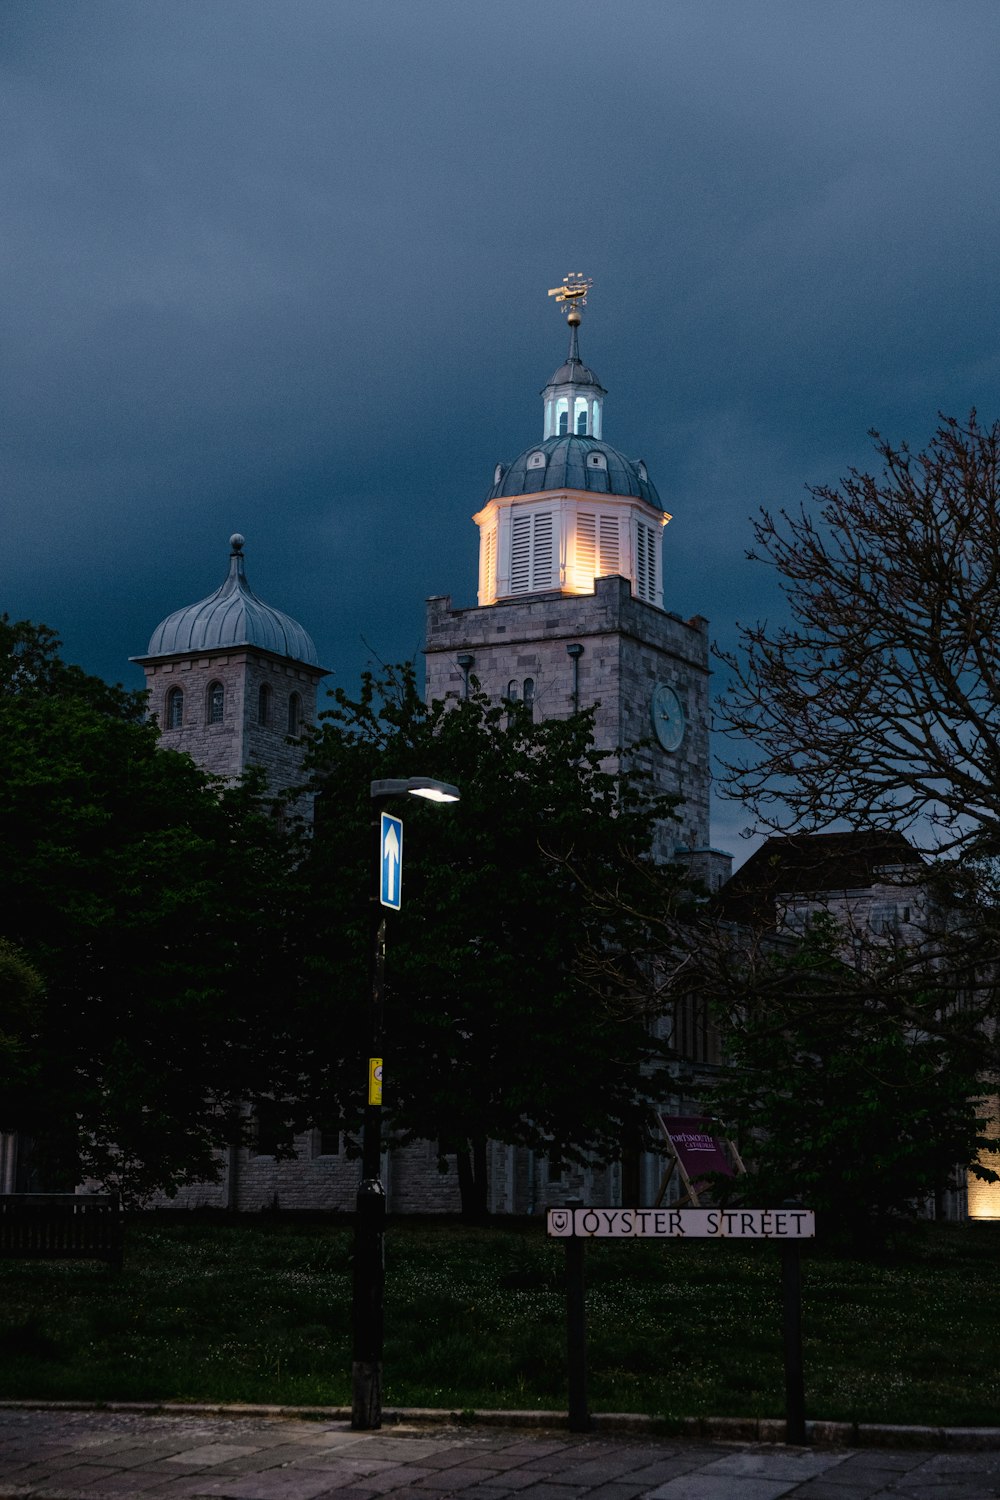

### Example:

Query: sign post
xmin=548 ymin=1205 xmax=814 ymax=1443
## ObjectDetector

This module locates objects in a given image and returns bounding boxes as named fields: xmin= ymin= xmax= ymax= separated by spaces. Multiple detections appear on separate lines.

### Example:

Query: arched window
xmin=556 ymin=397 xmax=569 ymax=436
xmin=558 ymin=410 xmax=569 ymax=435
xmin=166 ymin=686 xmax=183 ymax=729
xmin=207 ymin=681 xmax=224 ymax=724
xmin=287 ymin=692 xmax=301 ymax=736
xmin=506 ymin=680 xmax=519 ymax=703
xmin=523 ymin=678 xmax=535 ymax=718
xmin=258 ymin=683 xmax=271 ymax=726
xmin=574 ymin=397 xmax=588 ymax=435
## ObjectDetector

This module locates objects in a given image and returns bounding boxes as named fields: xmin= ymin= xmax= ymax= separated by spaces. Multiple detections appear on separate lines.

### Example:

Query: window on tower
xmin=287 ymin=692 xmax=302 ymax=736
xmin=166 ymin=686 xmax=183 ymax=729
xmin=258 ymin=683 xmax=272 ymax=726
xmin=506 ymin=680 xmax=520 ymax=703
xmin=523 ymin=677 xmax=535 ymax=718
xmin=574 ymin=398 xmax=589 ymax=435
xmin=207 ymin=681 xmax=224 ymax=724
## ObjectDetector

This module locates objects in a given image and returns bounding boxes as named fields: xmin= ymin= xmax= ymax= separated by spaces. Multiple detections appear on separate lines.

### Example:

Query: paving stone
xmin=194 ymin=1468 xmax=350 ymax=1499
xmin=829 ymin=1453 xmax=929 ymax=1474
xmin=622 ymin=1458 xmax=724 ymax=1486
xmin=645 ymin=1477 xmax=799 ymax=1500
xmin=699 ymin=1449 xmax=851 ymax=1482
xmin=578 ymin=1483 xmax=650 ymax=1500
xmin=513 ymin=1485 xmax=588 ymax=1500
xmin=785 ymin=1484 xmax=896 ymax=1500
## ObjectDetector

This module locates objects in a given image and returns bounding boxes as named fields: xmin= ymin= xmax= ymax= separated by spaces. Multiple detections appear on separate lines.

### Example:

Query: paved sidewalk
xmin=2 ymin=1410 xmax=1000 ymax=1500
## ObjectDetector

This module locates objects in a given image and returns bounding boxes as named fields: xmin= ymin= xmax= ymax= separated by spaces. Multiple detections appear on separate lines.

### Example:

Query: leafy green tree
xmin=701 ymin=915 xmax=997 ymax=1241
xmin=0 ymin=940 xmax=45 ymax=1121
xmin=0 ymin=616 xmax=312 ymax=1200
xmin=304 ymin=665 xmax=693 ymax=1218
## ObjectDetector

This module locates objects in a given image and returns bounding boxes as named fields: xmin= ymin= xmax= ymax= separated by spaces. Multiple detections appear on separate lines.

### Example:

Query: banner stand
xmin=654 ymin=1114 xmax=746 ymax=1208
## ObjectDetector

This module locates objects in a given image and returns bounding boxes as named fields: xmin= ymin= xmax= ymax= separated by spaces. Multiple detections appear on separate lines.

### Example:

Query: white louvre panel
xmin=636 ymin=521 xmax=657 ymax=603
xmin=510 ymin=514 xmax=532 ymax=593
xmin=577 ymin=514 xmax=597 ymax=577
xmin=481 ymin=521 xmax=497 ymax=603
xmin=510 ymin=511 xmax=555 ymax=595
xmin=646 ymin=524 xmax=657 ymax=602
xmin=532 ymin=512 xmax=554 ymax=589
xmin=598 ymin=516 xmax=619 ymax=576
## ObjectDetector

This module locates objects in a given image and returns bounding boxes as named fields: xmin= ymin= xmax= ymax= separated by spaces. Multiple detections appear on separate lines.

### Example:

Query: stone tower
xmin=425 ymin=293 xmax=728 ymax=883
xmin=132 ymin=534 xmax=327 ymax=791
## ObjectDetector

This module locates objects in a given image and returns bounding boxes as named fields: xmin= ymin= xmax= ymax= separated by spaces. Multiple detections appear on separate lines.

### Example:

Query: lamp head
xmin=370 ymin=776 xmax=460 ymax=804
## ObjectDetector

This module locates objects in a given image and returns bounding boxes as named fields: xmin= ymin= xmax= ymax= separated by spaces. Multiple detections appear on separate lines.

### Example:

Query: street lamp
xmin=352 ymin=775 xmax=460 ymax=1431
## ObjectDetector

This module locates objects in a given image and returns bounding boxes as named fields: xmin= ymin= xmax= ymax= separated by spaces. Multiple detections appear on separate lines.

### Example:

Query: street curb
xmin=2 ymin=1401 xmax=1000 ymax=1450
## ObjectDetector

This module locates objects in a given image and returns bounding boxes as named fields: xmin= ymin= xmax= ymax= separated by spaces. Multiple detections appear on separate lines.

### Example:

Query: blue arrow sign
xmin=380 ymin=812 xmax=403 ymax=910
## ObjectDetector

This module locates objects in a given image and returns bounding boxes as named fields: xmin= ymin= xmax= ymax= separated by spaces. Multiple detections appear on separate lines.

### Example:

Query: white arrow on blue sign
xmin=380 ymin=812 xmax=403 ymax=910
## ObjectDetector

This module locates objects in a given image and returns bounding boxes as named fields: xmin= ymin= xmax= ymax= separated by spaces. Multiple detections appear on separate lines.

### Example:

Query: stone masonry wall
xmin=424 ymin=574 xmax=711 ymax=855
xmin=141 ymin=649 xmax=322 ymax=792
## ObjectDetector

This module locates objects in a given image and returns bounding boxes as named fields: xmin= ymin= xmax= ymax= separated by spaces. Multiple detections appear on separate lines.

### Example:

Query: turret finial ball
xmin=230 ymin=533 xmax=245 ymax=553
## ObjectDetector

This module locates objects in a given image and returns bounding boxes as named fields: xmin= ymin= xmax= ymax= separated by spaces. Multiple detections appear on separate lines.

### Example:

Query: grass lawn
xmin=0 ymin=1216 xmax=998 ymax=1426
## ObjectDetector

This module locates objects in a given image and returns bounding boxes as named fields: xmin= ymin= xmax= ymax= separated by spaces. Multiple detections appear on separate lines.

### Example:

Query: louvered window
xmin=481 ymin=520 xmax=497 ymax=603
xmin=577 ymin=513 xmax=620 ymax=587
xmin=510 ymin=511 xmax=555 ymax=594
xmin=599 ymin=516 xmax=619 ymax=576
xmin=635 ymin=520 xmax=658 ymax=603
xmin=532 ymin=512 xmax=553 ymax=589
xmin=577 ymin=514 xmax=597 ymax=577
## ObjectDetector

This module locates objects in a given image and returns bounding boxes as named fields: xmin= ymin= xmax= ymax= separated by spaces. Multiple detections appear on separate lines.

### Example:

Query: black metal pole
xmin=352 ymin=810 xmax=387 ymax=1431
xmin=564 ymin=1202 xmax=591 ymax=1432
xmin=780 ymin=1205 xmax=806 ymax=1446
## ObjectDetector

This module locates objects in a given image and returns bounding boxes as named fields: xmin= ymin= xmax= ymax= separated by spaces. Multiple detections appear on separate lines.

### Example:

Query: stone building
xmin=131 ymin=533 xmax=327 ymax=792
xmin=138 ymin=298 xmax=731 ymax=1214
xmin=425 ymin=305 xmax=729 ymax=891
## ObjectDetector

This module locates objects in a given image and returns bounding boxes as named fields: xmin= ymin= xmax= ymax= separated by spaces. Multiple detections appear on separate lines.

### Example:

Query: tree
xmin=0 ymin=617 xmax=314 ymax=1200
xmin=303 ymin=665 xmax=694 ymax=1218
xmin=701 ymin=915 xmax=998 ymax=1242
xmin=0 ymin=940 xmax=44 ymax=1120
xmin=719 ymin=413 xmax=1000 ymax=860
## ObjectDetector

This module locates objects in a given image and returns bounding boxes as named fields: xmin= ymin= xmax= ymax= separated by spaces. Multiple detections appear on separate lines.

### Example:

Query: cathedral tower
xmin=425 ymin=281 xmax=726 ymax=879
xmin=132 ymin=534 xmax=327 ymax=791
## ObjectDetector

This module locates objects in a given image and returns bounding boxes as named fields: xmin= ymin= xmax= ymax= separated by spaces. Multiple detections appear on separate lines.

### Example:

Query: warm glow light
xmin=370 ymin=777 xmax=460 ymax=804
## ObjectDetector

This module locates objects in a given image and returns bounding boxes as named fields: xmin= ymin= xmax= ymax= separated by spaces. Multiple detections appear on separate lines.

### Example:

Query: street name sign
xmin=547 ymin=1206 xmax=814 ymax=1239
xmin=379 ymin=812 xmax=403 ymax=910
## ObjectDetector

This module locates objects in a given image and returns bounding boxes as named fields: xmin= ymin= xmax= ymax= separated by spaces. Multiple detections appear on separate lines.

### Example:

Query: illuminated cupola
xmin=542 ymin=314 xmax=606 ymax=439
xmin=475 ymin=276 xmax=669 ymax=609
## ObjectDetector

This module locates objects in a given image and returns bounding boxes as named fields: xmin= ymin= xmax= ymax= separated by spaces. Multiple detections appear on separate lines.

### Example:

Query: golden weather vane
xmin=547 ymin=272 xmax=593 ymax=324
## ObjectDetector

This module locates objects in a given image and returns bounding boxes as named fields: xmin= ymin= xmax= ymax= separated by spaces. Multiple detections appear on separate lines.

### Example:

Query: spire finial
xmin=548 ymin=272 xmax=592 ymax=361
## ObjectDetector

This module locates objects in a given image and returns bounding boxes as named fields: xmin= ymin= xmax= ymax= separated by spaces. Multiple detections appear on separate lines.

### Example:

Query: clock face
xmin=651 ymin=683 xmax=685 ymax=752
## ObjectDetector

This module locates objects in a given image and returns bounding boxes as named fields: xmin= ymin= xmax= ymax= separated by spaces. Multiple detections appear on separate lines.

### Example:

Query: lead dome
xmin=143 ymin=535 xmax=320 ymax=667
xmin=488 ymin=435 xmax=661 ymax=507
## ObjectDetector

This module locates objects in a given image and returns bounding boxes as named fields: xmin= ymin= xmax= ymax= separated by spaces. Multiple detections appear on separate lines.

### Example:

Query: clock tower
xmin=425 ymin=281 xmax=728 ymax=884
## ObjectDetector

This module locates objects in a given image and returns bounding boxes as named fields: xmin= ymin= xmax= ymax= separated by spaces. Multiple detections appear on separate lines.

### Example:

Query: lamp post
xmin=351 ymin=775 xmax=460 ymax=1431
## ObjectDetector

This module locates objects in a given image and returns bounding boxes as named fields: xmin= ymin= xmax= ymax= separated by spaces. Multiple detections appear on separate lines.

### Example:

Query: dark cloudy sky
xmin=4 ymin=1 xmax=1000 ymax=851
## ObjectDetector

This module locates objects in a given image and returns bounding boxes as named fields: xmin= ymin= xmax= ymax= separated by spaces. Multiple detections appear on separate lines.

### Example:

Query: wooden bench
xmin=0 ymin=1193 xmax=124 ymax=1270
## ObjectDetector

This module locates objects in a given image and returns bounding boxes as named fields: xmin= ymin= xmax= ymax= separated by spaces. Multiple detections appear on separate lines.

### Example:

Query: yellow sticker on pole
xmin=368 ymin=1058 xmax=383 ymax=1106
